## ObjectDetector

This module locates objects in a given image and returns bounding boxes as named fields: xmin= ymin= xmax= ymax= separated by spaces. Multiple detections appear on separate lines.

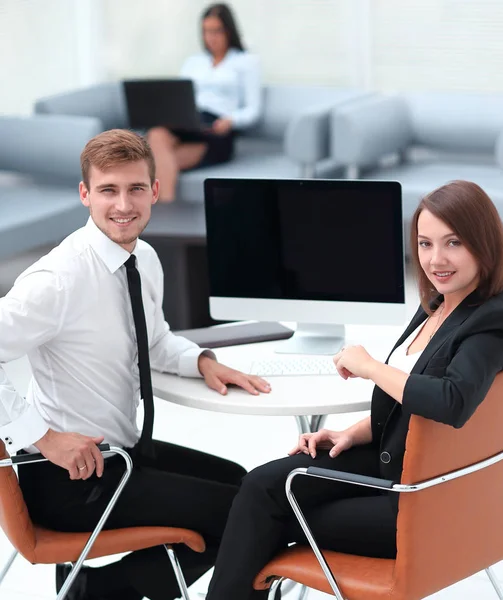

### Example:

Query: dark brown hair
xmin=201 ymin=3 xmax=245 ymax=52
xmin=80 ymin=129 xmax=156 ymax=188
xmin=410 ymin=180 xmax=503 ymax=312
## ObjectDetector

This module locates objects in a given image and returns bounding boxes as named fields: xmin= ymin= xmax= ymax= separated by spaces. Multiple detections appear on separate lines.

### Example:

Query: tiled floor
xmin=0 ymin=248 xmax=502 ymax=599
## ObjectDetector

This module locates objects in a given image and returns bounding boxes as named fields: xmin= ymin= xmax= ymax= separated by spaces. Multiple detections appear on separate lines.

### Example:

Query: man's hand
xmin=198 ymin=355 xmax=271 ymax=396
xmin=211 ymin=117 xmax=233 ymax=135
xmin=333 ymin=345 xmax=378 ymax=380
xmin=289 ymin=428 xmax=354 ymax=459
xmin=34 ymin=429 xmax=105 ymax=480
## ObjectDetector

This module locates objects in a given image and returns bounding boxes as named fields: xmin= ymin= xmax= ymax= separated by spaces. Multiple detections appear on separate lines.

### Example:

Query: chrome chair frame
xmin=0 ymin=445 xmax=193 ymax=600
xmin=267 ymin=450 xmax=503 ymax=599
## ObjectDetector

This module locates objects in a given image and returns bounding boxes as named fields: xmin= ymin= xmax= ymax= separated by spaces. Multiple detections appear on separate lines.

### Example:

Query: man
xmin=0 ymin=129 xmax=270 ymax=600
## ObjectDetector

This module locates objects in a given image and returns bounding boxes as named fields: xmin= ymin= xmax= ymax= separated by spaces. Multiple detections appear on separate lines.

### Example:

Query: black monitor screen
xmin=204 ymin=179 xmax=405 ymax=304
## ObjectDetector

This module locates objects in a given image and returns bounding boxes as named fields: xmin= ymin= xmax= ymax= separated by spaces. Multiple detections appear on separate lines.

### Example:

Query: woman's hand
xmin=288 ymin=428 xmax=354 ymax=459
xmin=211 ymin=117 xmax=233 ymax=135
xmin=333 ymin=345 xmax=378 ymax=380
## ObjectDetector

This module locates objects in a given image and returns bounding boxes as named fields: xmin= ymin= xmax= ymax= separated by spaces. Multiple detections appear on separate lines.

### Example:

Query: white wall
xmin=102 ymin=0 xmax=354 ymax=86
xmin=2 ymin=0 xmax=503 ymax=115
xmin=370 ymin=0 xmax=503 ymax=92
xmin=0 ymin=0 xmax=104 ymax=115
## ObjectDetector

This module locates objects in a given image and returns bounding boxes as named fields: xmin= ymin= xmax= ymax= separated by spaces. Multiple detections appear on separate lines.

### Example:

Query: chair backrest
xmin=0 ymin=442 xmax=37 ymax=563
xmin=392 ymin=372 xmax=503 ymax=600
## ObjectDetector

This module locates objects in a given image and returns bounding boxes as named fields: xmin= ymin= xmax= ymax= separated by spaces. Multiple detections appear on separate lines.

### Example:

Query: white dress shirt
xmin=180 ymin=48 xmax=262 ymax=129
xmin=0 ymin=218 xmax=208 ymax=454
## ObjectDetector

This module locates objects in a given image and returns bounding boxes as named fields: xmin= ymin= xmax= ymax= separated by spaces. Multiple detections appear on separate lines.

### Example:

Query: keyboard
xmin=250 ymin=356 xmax=340 ymax=376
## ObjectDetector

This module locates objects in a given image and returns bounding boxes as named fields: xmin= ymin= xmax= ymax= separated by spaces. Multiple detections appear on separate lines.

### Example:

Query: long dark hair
xmin=201 ymin=3 xmax=245 ymax=52
xmin=410 ymin=180 xmax=503 ymax=312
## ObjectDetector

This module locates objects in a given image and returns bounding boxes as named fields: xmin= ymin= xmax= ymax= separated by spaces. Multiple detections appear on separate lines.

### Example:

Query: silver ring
xmin=78 ymin=465 xmax=87 ymax=471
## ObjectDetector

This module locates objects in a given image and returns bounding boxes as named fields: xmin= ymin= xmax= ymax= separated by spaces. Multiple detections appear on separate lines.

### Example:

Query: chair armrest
xmin=0 ymin=443 xmax=111 ymax=467
xmin=330 ymin=94 xmax=412 ymax=168
xmin=306 ymin=466 xmax=394 ymax=489
xmin=304 ymin=447 xmax=503 ymax=494
xmin=0 ymin=114 xmax=102 ymax=182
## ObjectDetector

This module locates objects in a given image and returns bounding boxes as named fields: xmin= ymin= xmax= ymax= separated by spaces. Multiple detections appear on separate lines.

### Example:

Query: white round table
xmin=152 ymin=323 xmax=404 ymax=434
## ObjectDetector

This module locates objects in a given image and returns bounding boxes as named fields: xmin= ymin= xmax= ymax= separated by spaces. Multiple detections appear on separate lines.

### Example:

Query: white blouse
xmin=387 ymin=322 xmax=426 ymax=375
xmin=180 ymin=48 xmax=262 ymax=129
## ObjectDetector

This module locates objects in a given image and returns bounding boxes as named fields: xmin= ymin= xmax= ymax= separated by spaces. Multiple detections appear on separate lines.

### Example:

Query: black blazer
xmin=371 ymin=289 xmax=503 ymax=483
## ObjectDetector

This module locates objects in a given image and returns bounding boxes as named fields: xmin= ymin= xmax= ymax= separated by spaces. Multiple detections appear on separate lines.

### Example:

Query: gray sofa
xmin=0 ymin=114 xmax=101 ymax=260
xmin=330 ymin=92 xmax=503 ymax=233
xmin=2 ymin=82 xmax=367 ymax=327
xmin=35 ymin=82 xmax=369 ymax=204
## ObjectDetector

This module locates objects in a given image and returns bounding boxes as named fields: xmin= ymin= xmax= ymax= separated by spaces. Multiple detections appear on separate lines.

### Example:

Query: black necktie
xmin=125 ymin=254 xmax=155 ymax=460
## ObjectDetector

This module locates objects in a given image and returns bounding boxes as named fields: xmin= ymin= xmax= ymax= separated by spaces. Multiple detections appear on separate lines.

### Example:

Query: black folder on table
xmin=174 ymin=322 xmax=294 ymax=348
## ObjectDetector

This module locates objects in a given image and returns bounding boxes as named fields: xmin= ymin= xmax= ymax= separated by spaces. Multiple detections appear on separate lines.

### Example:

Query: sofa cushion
xmin=407 ymin=93 xmax=503 ymax=154
xmin=177 ymin=138 xmax=300 ymax=203
xmin=0 ymin=183 xmax=87 ymax=259
xmin=35 ymin=83 xmax=128 ymax=131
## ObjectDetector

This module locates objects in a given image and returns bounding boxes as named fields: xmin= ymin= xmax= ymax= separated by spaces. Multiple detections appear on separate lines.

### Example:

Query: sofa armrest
xmin=495 ymin=128 xmax=503 ymax=169
xmin=284 ymin=93 xmax=375 ymax=173
xmin=284 ymin=104 xmax=334 ymax=169
xmin=0 ymin=114 xmax=102 ymax=182
xmin=331 ymin=94 xmax=412 ymax=168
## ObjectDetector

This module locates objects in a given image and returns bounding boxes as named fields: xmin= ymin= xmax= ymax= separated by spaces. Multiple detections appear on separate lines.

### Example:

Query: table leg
xmin=295 ymin=415 xmax=328 ymax=435
xmin=310 ymin=414 xmax=327 ymax=432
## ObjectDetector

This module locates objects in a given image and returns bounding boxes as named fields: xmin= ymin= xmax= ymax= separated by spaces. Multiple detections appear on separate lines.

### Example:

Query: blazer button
xmin=380 ymin=451 xmax=391 ymax=464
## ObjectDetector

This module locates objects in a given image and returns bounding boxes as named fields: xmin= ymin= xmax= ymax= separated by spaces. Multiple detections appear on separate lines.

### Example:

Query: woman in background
xmin=147 ymin=3 xmax=261 ymax=202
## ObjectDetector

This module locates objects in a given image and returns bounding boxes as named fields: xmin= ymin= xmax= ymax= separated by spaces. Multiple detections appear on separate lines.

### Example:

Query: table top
xmin=152 ymin=323 xmax=404 ymax=417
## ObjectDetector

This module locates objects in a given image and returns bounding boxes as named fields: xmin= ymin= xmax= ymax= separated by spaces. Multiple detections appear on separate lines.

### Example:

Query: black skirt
xmin=172 ymin=110 xmax=235 ymax=168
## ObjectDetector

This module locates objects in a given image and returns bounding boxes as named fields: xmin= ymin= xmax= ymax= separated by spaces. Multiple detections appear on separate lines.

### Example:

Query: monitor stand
xmin=275 ymin=324 xmax=345 ymax=356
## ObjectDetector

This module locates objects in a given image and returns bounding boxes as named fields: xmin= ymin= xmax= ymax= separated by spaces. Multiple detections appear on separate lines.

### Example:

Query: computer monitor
xmin=204 ymin=178 xmax=406 ymax=355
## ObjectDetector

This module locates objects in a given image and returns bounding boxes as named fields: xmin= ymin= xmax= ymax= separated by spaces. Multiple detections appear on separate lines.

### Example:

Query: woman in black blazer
xmin=206 ymin=180 xmax=503 ymax=600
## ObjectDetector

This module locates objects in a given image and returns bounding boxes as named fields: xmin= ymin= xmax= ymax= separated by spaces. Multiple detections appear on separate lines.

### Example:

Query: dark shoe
xmin=55 ymin=564 xmax=103 ymax=600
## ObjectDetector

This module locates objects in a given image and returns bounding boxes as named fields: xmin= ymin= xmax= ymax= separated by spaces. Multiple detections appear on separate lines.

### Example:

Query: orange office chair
xmin=0 ymin=443 xmax=205 ymax=600
xmin=255 ymin=372 xmax=503 ymax=599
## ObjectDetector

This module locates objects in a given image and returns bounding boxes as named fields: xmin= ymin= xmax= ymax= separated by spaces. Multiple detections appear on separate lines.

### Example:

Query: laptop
xmin=123 ymin=79 xmax=202 ymax=131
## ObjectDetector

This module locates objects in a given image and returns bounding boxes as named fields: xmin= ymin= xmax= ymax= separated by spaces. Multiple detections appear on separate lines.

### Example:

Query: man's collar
xmin=85 ymin=217 xmax=134 ymax=273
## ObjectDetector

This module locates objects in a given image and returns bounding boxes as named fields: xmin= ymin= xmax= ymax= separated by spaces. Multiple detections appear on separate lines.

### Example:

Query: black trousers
xmin=19 ymin=440 xmax=246 ymax=600
xmin=206 ymin=444 xmax=398 ymax=600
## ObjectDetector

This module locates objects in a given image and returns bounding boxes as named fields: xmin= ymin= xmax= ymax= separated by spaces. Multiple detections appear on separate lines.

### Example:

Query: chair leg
xmin=164 ymin=544 xmax=191 ymax=600
xmin=268 ymin=577 xmax=285 ymax=599
xmin=486 ymin=567 xmax=503 ymax=599
xmin=297 ymin=583 xmax=310 ymax=600
xmin=0 ymin=549 xmax=17 ymax=586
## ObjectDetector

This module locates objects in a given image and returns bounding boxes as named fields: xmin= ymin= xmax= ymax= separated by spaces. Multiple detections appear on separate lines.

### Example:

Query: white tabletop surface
xmin=152 ymin=323 xmax=405 ymax=417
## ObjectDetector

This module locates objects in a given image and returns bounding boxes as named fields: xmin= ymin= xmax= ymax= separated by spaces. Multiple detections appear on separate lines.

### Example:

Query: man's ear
xmin=151 ymin=179 xmax=160 ymax=205
xmin=79 ymin=181 xmax=90 ymax=207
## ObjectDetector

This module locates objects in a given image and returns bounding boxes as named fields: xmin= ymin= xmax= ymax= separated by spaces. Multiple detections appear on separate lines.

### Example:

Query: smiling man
xmin=0 ymin=129 xmax=269 ymax=600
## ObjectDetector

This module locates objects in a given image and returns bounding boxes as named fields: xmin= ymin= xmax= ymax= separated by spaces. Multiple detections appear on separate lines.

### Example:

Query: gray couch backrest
xmin=35 ymin=82 xmax=356 ymax=142
xmin=249 ymin=84 xmax=361 ymax=140
xmin=406 ymin=92 xmax=503 ymax=154
xmin=35 ymin=83 xmax=128 ymax=131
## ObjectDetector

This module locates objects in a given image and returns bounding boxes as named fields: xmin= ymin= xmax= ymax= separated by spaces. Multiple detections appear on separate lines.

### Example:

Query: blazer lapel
xmin=410 ymin=290 xmax=481 ymax=375
xmin=379 ymin=290 xmax=480 ymax=438
xmin=384 ymin=305 xmax=427 ymax=365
